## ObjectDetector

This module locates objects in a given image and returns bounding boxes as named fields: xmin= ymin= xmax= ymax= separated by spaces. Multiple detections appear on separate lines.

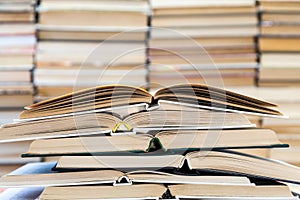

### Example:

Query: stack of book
xmin=257 ymin=0 xmax=300 ymax=165
xmin=0 ymin=84 xmax=299 ymax=199
xmin=35 ymin=0 xmax=149 ymax=101
xmin=259 ymin=0 xmax=300 ymax=86
xmin=149 ymin=0 xmax=259 ymax=90
xmin=0 ymin=0 xmax=37 ymax=176
xmin=0 ymin=0 xmax=35 ymax=108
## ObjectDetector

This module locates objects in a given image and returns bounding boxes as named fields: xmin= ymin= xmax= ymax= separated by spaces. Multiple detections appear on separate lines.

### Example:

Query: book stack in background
xmin=0 ymin=84 xmax=299 ymax=199
xmin=257 ymin=0 xmax=300 ymax=166
xmin=259 ymin=0 xmax=300 ymax=86
xmin=0 ymin=0 xmax=37 ymax=176
xmin=0 ymin=0 xmax=35 ymax=109
xmin=35 ymin=0 xmax=149 ymax=101
xmin=0 ymin=1 xmax=300 ymax=197
xmin=148 ymin=0 xmax=259 ymax=90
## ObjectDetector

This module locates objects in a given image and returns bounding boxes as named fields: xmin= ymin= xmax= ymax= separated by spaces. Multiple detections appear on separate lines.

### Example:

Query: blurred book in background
xmin=257 ymin=0 xmax=300 ymax=166
xmin=35 ymin=0 xmax=150 ymax=101
xmin=259 ymin=0 xmax=300 ymax=86
xmin=0 ymin=0 xmax=38 ymax=176
xmin=149 ymin=0 xmax=258 ymax=90
xmin=0 ymin=0 xmax=35 ymax=108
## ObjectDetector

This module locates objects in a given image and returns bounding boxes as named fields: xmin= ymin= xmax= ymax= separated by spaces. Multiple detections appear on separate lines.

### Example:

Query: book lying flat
xmin=21 ymin=129 xmax=286 ymax=157
xmin=0 ymin=109 xmax=254 ymax=143
xmin=37 ymin=25 xmax=148 ymax=41
xmin=38 ymin=0 xmax=149 ymax=27
xmin=259 ymin=36 xmax=300 ymax=52
xmin=55 ymin=150 xmax=300 ymax=184
xmin=18 ymin=84 xmax=282 ymax=120
xmin=0 ymin=162 xmax=252 ymax=188
xmin=39 ymin=184 xmax=294 ymax=200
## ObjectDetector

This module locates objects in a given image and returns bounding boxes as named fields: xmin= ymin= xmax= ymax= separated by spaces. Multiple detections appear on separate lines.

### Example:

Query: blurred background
xmin=0 ymin=0 xmax=299 ymax=175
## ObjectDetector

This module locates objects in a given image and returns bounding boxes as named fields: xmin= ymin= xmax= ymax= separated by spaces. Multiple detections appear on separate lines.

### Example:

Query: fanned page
xmin=20 ymin=85 xmax=152 ymax=119
xmin=154 ymin=84 xmax=282 ymax=117
xmin=19 ymin=84 xmax=282 ymax=120
xmin=186 ymin=150 xmax=300 ymax=184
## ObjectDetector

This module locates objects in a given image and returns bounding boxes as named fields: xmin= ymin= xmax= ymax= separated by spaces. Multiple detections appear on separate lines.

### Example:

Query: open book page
xmin=0 ymin=162 xmax=252 ymax=188
xmin=22 ymin=128 xmax=285 ymax=157
xmin=186 ymin=150 xmax=300 ymax=184
xmin=18 ymin=84 xmax=283 ymax=120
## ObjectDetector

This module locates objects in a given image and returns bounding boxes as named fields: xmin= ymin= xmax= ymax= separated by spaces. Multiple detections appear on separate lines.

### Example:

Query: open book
xmin=21 ymin=129 xmax=286 ymax=157
xmin=55 ymin=150 xmax=300 ymax=185
xmin=40 ymin=184 xmax=294 ymax=200
xmin=0 ymin=109 xmax=254 ymax=143
xmin=19 ymin=84 xmax=282 ymax=120
xmin=0 ymin=162 xmax=252 ymax=187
